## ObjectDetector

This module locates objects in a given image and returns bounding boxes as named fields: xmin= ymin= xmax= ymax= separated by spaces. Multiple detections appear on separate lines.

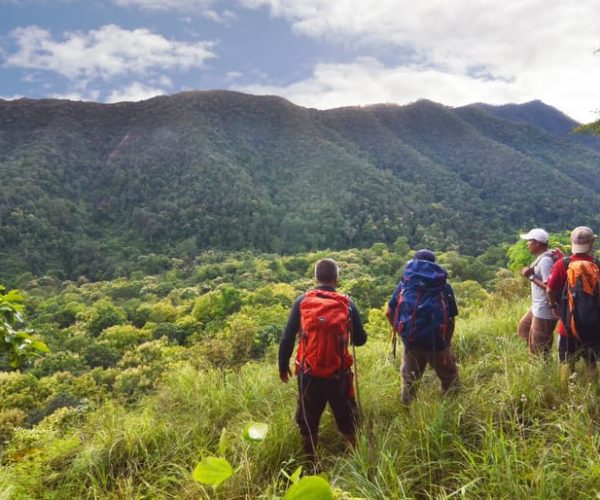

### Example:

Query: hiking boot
xmin=301 ymin=435 xmax=318 ymax=465
xmin=341 ymin=433 xmax=357 ymax=449
xmin=401 ymin=386 xmax=414 ymax=405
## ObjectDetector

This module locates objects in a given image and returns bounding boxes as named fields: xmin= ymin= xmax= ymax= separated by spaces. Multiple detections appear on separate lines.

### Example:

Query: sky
xmin=1 ymin=0 xmax=599 ymax=123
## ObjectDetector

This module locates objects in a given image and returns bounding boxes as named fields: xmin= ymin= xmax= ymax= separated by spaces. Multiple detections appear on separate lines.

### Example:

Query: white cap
xmin=520 ymin=228 xmax=549 ymax=244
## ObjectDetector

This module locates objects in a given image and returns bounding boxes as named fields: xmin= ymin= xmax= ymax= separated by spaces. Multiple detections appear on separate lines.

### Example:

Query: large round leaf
xmin=192 ymin=456 xmax=233 ymax=486
xmin=284 ymin=475 xmax=333 ymax=500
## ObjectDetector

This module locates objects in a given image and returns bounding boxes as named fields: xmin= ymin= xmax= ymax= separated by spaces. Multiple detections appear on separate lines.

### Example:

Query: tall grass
xmin=3 ymin=299 xmax=600 ymax=498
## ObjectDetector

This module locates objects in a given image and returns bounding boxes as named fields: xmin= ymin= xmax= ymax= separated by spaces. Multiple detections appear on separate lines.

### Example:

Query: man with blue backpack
xmin=386 ymin=249 xmax=459 ymax=404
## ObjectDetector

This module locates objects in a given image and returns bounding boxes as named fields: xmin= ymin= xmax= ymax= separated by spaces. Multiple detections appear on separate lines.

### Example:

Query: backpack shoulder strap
xmin=563 ymin=256 xmax=571 ymax=269
xmin=530 ymin=250 xmax=553 ymax=269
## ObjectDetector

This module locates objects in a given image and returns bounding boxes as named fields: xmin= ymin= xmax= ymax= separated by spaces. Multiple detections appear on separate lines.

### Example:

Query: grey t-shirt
xmin=531 ymin=254 xmax=554 ymax=319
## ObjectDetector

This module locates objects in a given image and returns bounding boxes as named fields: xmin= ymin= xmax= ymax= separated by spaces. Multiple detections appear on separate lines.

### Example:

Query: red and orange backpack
xmin=295 ymin=289 xmax=353 ymax=378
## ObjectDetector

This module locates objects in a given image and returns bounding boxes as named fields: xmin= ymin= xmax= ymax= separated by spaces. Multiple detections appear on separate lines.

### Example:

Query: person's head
xmin=571 ymin=226 xmax=596 ymax=255
xmin=520 ymin=228 xmax=549 ymax=255
xmin=413 ymin=249 xmax=436 ymax=262
xmin=314 ymin=258 xmax=339 ymax=286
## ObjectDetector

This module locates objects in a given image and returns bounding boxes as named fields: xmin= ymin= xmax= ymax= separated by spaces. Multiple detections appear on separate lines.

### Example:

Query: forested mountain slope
xmin=1 ymin=91 xmax=599 ymax=283
xmin=466 ymin=100 xmax=600 ymax=152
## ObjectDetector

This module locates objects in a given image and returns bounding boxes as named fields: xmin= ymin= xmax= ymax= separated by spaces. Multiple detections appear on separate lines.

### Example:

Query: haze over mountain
xmin=1 ymin=91 xmax=599 ymax=283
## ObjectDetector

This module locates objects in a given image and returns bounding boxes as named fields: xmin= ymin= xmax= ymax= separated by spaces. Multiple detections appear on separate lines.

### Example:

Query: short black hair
xmin=414 ymin=249 xmax=436 ymax=262
xmin=315 ymin=258 xmax=339 ymax=283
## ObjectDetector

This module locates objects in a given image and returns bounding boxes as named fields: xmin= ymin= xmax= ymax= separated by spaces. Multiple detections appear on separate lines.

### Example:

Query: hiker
xmin=517 ymin=228 xmax=559 ymax=356
xmin=546 ymin=226 xmax=600 ymax=374
xmin=386 ymin=249 xmax=459 ymax=404
xmin=278 ymin=258 xmax=367 ymax=464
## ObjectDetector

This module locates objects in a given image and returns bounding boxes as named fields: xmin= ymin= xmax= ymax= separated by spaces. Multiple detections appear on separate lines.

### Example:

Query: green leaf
xmin=192 ymin=456 xmax=233 ymax=486
xmin=30 ymin=340 xmax=49 ymax=353
xmin=284 ymin=476 xmax=334 ymax=500
xmin=242 ymin=422 xmax=269 ymax=442
xmin=218 ymin=427 xmax=228 ymax=456
xmin=289 ymin=466 xmax=302 ymax=484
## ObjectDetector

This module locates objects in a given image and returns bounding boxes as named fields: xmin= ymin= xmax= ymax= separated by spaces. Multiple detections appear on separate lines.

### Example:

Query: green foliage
xmin=192 ymin=456 xmax=234 ymax=487
xmin=84 ymin=300 xmax=127 ymax=337
xmin=576 ymin=120 xmax=600 ymax=136
xmin=284 ymin=476 xmax=334 ymax=500
xmin=452 ymin=280 xmax=490 ymax=318
xmin=0 ymin=286 xmax=48 ymax=370
xmin=192 ymin=286 xmax=243 ymax=327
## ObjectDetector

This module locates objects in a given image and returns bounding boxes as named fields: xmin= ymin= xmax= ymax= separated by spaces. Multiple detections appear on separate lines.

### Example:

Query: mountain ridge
xmin=1 ymin=91 xmax=599 ymax=283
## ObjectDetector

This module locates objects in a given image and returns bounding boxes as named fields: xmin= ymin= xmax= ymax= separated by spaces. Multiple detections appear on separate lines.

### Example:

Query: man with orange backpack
xmin=386 ymin=249 xmax=459 ymax=404
xmin=546 ymin=227 xmax=600 ymax=373
xmin=278 ymin=258 xmax=367 ymax=464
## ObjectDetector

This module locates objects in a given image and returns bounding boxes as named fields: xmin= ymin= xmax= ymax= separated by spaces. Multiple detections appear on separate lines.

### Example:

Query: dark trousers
xmin=295 ymin=372 xmax=359 ymax=437
xmin=558 ymin=335 xmax=600 ymax=366
xmin=402 ymin=347 xmax=459 ymax=403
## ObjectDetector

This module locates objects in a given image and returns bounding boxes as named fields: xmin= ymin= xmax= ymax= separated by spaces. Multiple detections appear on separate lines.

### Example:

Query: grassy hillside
xmin=2 ymin=92 xmax=600 ymax=284
xmin=2 ymin=241 xmax=600 ymax=498
xmin=4 ymin=301 xmax=600 ymax=498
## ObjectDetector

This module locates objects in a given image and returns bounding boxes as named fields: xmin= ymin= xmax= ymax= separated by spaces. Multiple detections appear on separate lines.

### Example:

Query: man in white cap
xmin=517 ymin=228 xmax=557 ymax=355
xmin=547 ymin=226 xmax=600 ymax=372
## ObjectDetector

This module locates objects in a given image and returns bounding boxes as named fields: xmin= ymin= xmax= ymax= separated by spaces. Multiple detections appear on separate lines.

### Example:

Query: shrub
xmin=0 ymin=408 xmax=26 ymax=443
xmin=84 ymin=300 xmax=127 ymax=337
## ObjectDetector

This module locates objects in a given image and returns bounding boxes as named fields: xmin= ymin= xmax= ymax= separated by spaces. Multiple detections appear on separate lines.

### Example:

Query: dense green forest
xmin=2 ymin=92 xmax=600 ymax=285
xmin=6 ymin=237 xmax=600 ymax=498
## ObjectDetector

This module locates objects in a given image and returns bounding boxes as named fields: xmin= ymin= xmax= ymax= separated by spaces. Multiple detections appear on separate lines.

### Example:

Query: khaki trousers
xmin=517 ymin=309 xmax=557 ymax=356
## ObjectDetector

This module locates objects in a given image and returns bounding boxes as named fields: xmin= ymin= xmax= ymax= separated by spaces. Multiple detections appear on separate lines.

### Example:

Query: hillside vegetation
xmin=2 ymin=92 xmax=600 ymax=284
xmin=3 ymin=241 xmax=600 ymax=498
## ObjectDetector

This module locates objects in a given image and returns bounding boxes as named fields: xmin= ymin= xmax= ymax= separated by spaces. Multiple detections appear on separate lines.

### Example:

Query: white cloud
xmin=49 ymin=89 xmax=101 ymax=101
xmin=111 ymin=0 xmax=234 ymax=21
xmin=106 ymin=82 xmax=165 ymax=102
xmin=0 ymin=93 xmax=25 ymax=100
xmin=5 ymin=24 xmax=216 ymax=82
xmin=157 ymin=75 xmax=173 ymax=87
xmin=233 ymin=57 xmax=600 ymax=123
xmin=226 ymin=71 xmax=242 ymax=80
xmin=237 ymin=0 xmax=600 ymax=122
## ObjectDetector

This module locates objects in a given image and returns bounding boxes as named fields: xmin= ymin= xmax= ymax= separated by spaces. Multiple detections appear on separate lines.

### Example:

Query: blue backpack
xmin=391 ymin=259 xmax=450 ymax=351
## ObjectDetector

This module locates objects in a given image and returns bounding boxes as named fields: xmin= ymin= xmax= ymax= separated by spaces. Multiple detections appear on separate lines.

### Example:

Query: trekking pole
xmin=351 ymin=341 xmax=364 ymax=422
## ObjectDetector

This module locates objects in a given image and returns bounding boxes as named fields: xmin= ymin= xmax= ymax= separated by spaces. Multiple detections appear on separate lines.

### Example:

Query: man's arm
xmin=528 ymin=255 xmax=554 ymax=290
xmin=545 ymin=259 xmax=564 ymax=319
xmin=386 ymin=282 xmax=403 ymax=326
xmin=445 ymin=283 xmax=459 ymax=318
xmin=349 ymin=300 xmax=367 ymax=346
xmin=444 ymin=284 xmax=458 ymax=340
xmin=278 ymin=296 xmax=303 ymax=382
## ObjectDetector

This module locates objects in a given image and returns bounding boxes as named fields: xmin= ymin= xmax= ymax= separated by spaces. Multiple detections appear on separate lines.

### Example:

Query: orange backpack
xmin=296 ymin=289 xmax=353 ymax=378
xmin=560 ymin=257 xmax=600 ymax=342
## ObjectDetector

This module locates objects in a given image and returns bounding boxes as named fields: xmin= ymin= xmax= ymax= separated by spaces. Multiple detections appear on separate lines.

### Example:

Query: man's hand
xmin=279 ymin=368 xmax=292 ymax=383
xmin=521 ymin=266 xmax=533 ymax=278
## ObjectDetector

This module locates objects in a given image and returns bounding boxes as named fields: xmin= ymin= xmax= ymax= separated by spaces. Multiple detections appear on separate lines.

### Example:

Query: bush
xmin=0 ymin=372 xmax=43 ymax=412
xmin=0 ymin=408 xmax=26 ymax=443
xmin=31 ymin=351 xmax=88 ymax=377
xmin=84 ymin=300 xmax=127 ymax=337
xmin=97 ymin=324 xmax=153 ymax=354
xmin=192 ymin=286 xmax=243 ymax=326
